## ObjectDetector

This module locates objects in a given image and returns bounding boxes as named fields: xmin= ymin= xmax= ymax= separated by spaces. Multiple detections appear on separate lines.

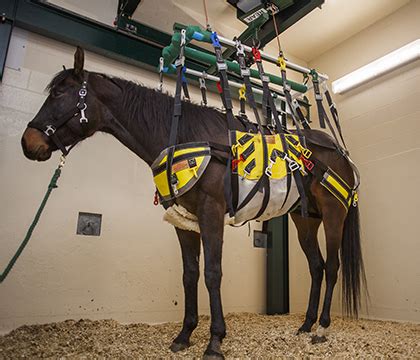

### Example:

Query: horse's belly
xmin=232 ymin=176 xmax=300 ymax=224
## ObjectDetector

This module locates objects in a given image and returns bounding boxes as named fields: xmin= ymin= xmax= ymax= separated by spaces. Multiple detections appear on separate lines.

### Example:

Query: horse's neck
xmin=96 ymin=79 xmax=168 ymax=166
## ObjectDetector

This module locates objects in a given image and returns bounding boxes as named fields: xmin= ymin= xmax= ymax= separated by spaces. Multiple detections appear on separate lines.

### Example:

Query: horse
xmin=21 ymin=48 xmax=366 ymax=359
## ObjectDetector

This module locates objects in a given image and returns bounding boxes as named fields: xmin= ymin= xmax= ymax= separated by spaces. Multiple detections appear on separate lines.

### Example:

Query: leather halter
xmin=27 ymin=72 xmax=90 ymax=156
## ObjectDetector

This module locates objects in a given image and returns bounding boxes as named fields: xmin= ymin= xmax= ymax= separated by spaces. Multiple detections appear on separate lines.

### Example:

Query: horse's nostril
xmin=21 ymin=136 xmax=27 ymax=152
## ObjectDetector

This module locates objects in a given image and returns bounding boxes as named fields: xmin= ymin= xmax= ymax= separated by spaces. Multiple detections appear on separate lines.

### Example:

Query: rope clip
xmin=180 ymin=29 xmax=187 ymax=46
xmin=59 ymin=155 xmax=66 ymax=169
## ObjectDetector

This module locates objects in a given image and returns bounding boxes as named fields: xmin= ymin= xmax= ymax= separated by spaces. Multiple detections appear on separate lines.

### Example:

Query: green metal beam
xmin=266 ymin=215 xmax=289 ymax=314
xmin=0 ymin=0 xmax=17 ymax=81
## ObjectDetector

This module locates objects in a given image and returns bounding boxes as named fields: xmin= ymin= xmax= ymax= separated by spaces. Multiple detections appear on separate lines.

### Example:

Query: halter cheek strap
xmin=27 ymin=73 xmax=90 ymax=156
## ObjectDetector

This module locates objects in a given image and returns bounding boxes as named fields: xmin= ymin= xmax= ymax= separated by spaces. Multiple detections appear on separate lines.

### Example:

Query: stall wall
xmin=289 ymin=0 xmax=420 ymax=322
xmin=0 ymin=28 xmax=267 ymax=333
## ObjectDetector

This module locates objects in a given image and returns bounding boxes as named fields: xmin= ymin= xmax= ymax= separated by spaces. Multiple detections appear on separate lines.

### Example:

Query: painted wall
xmin=0 ymin=28 xmax=267 ymax=333
xmin=289 ymin=0 xmax=420 ymax=322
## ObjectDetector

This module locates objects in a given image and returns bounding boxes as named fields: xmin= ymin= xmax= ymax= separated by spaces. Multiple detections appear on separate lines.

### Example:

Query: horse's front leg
xmin=170 ymin=228 xmax=201 ymax=352
xmin=197 ymin=193 xmax=226 ymax=359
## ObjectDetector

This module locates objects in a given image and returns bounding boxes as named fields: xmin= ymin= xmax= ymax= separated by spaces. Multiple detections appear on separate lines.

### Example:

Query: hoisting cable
xmin=0 ymin=156 xmax=66 ymax=283
xmin=202 ymin=0 xmax=211 ymax=31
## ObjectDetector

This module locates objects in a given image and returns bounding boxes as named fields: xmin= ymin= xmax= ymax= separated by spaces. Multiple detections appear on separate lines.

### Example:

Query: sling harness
xmin=153 ymin=28 xmax=359 ymax=218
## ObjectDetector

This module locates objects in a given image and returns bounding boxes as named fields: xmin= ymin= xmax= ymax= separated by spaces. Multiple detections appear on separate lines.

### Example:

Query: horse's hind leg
xmin=312 ymin=201 xmax=346 ymax=344
xmin=291 ymin=213 xmax=324 ymax=334
xmin=170 ymin=228 xmax=201 ymax=352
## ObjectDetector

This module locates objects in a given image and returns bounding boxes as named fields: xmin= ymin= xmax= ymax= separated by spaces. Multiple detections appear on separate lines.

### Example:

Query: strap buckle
xmin=277 ymin=56 xmax=287 ymax=71
xmin=352 ymin=192 xmax=359 ymax=207
xmin=44 ymin=125 xmax=56 ymax=136
xmin=170 ymin=174 xmax=179 ymax=196
xmin=240 ymin=68 xmax=250 ymax=77
xmin=301 ymin=148 xmax=312 ymax=158
xmin=211 ymin=32 xmax=221 ymax=48
xmin=288 ymin=160 xmax=300 ymax=173
xmin=235 ymin=40 xmax=245 ymax=56
xmin=252 ymin=47 xmax=262 ymax=62
xmin=78 ymin=103 xmax=88 ymax=124
xmin=216 ymin=62 xmax=227 ymax=71
xmin=301 ymin=156 xmax=314 ymax=171
xmin=199 ymin=77 xmax=206 ymax=89
xmin=180 ymin=29 xmax=186 ymax=46
xmin=238 ymin=85 xmax=246 ymax=100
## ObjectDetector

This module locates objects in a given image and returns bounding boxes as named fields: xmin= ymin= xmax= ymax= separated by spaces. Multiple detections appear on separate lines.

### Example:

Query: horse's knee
xmin=204 ymin=268 xmax=222 ymax=290
xmin=183 ymin=267 xmax=199 ymax=286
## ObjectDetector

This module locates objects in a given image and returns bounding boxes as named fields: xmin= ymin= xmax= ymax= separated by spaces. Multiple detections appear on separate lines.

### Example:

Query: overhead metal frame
xmin=229 ymin=0 xmax=325 ymax=49
xmin=0 ymin=0 xmax=17 ymax=80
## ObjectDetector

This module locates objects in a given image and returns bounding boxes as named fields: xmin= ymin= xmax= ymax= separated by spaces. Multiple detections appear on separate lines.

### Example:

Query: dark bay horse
xmin=21 ymin=48 xmax=366 ymax=358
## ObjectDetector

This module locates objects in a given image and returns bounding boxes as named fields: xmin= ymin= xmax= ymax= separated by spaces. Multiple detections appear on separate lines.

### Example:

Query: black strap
xmin=278 ymin=66 xmax=309 ymax=217
xmin=236 ymin=48 xmax=271 ymax=218
xmin=168 ymin=64 xmax=183 ymax=147
xmin=324 ymin=89 xmax=347 ymax=149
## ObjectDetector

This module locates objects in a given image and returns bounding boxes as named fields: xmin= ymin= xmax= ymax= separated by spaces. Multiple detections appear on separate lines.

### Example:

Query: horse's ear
xmin=73 ymin=47 xmax=84 ymax=75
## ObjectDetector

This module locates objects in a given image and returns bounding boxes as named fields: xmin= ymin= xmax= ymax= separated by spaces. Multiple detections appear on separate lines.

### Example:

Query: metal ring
xmin=77 ymin=103 xmax=87 ymax=111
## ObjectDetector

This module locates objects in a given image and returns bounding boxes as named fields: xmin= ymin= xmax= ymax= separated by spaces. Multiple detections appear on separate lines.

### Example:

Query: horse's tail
xmin=340 ymin=204 xmax=367 ymax=317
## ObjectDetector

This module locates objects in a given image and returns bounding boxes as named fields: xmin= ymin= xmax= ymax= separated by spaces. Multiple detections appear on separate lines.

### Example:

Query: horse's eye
xmin=51 ymin=88 xmax=65 ymax=98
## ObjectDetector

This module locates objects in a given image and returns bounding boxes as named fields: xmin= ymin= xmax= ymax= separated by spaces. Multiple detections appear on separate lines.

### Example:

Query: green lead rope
xmin=0 ymin=156 xmax=65 ymax=283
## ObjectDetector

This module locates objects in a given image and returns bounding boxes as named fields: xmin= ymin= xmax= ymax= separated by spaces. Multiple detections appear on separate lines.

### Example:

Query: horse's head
xmin=21 ymin=47 xmax=104 ymax=161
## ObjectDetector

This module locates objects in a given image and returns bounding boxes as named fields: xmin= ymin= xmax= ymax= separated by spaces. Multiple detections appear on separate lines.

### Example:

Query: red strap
xmin=252 ymin=47 xmax=262 ymax=62
xmin=216 ymin=81 xmax=223 ymax=94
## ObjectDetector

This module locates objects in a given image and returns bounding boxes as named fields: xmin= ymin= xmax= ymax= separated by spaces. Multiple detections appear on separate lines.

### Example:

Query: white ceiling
xmin=133 ymin=0 xmax=410 ymax=62
xmin=280 ymin=0 xmax=411 ymax=62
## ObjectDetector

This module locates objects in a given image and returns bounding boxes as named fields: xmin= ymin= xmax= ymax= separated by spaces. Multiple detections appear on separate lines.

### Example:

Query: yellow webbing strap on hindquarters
xmin=320 ymin=167 xmax=355 ymax=209
xmin=151 ymin=142 xmax=211 ymax=201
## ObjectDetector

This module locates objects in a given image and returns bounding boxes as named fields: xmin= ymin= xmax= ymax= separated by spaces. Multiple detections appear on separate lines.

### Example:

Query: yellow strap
xmin=325 ymin=174 xmax=349 ymax=201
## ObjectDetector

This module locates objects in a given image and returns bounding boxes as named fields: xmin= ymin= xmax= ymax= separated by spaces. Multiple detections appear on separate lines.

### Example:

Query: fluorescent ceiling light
xmin=332 ymin=39 xmax=420 ymax=94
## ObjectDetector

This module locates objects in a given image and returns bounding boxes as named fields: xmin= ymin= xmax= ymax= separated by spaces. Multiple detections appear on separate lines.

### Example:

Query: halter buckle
xmin=44 ymin=125 xmax=56 ymax=136
xmin=79 ymin=88 xmax=87 ymax=97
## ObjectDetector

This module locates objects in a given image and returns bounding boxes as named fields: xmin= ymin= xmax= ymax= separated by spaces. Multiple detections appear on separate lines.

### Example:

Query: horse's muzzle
xmin=21 ymin=128 xmax=52 ymax=161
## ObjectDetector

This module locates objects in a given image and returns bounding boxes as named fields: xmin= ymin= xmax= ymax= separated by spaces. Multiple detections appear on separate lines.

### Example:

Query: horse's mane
xmin=47 ymin=69 xmax=230 ymax=143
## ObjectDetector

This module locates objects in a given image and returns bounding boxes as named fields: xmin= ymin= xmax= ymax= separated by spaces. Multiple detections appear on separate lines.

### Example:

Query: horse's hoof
xmin=203 ymin=349 xmax=225 ymax=360
xmin=296 ymin=324 xmax=312 ymax=335
xmin=170 ymin=341 xmax=190 ymax=353
xmin=311 ymin=335 xmax=327 ymax=344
